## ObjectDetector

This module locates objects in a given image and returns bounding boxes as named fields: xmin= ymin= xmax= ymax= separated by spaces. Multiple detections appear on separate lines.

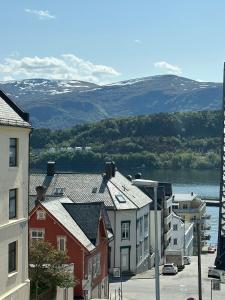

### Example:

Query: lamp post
xmin=132 ymin=179 xmax=160 ymax=300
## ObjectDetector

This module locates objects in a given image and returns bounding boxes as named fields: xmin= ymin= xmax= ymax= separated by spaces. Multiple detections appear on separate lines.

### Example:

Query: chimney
xmin=111 ymin=161 xmax=116 ymax=177
xmin=105 ymin=161 xmax=116 ymax=179
xmin=126 ymin=175 xmax=132 ymax=181
xmin=135 ymin=173 xmax=142 ymax=179
xmin=35 ymin=186 xmax=46 ymax=203
xmin=47 ymin=161 xmax=55 ymax=176
xmin=191 ymin=192 xmax=193 ymax=196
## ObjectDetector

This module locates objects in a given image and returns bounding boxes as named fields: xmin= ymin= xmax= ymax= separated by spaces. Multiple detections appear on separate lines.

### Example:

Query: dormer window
xmin=53 ymin=187 xmax=65 ymax=195
xmin=37 ymin=210 xmax=46 ymax=220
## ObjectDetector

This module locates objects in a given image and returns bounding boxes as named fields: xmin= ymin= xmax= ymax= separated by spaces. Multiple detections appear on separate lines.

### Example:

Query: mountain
xmin=0 ymin=75 xmax=222 ymax=129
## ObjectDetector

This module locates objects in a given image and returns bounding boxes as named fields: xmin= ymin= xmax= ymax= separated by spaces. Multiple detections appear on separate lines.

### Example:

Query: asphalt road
xmin=109 ymin=254 xmax=225 ymax=300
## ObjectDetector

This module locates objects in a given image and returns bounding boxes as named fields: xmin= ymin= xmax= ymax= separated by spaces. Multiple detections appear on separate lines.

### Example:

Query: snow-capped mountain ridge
xmin=0 ymin=75 xmax=222 ymax=129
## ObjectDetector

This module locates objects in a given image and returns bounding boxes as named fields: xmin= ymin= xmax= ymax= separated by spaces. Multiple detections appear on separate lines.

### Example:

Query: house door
xmin=121 ymin=247 xmax=130 ymax=272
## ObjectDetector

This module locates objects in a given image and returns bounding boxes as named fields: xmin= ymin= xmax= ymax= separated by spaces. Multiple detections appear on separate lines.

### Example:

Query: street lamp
xmin=132 ymin=179 xmax=160 ymax=300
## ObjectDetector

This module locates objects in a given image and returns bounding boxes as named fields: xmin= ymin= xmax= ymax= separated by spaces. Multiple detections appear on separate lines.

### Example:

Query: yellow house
xmin=0 ymin=90 xmax=31 ymax=299
xmin=172 ymin=193 xmax=210 ymax=255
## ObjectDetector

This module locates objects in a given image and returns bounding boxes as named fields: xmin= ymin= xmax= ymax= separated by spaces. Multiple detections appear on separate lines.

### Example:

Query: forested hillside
xmin=30 ymin=110 xmax=222 ymax=171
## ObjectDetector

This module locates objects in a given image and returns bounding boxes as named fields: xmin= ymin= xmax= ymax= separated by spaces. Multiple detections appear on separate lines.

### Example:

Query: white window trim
xmin=30 ymin=228 xmax=45 ymax=243
xmin=36 ymin=210 xmax=46 ymax=220
xmin=57 ymin=235 xmax=67 ymax=252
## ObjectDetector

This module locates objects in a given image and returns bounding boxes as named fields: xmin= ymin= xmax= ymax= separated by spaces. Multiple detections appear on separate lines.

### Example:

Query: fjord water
xmin=129 ymin=169 xmax=220 ymax=246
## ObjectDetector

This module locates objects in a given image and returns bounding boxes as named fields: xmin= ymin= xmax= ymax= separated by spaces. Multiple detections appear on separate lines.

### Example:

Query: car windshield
xmin=164 ymin=264 xmax=173 ymax=267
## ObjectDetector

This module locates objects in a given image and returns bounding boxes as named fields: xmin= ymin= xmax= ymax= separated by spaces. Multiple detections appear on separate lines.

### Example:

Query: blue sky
xmin=0 ymin=0 xmax=225 ymax=84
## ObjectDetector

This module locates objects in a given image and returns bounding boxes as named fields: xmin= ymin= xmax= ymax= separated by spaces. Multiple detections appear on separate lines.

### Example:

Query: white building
xmin=0 ymin=91 xmax=31 ymax=299
xmin=172 ymin=193 xmax=211 ymax=255
xmin=170 ymin=212 xmax=193 ymax=256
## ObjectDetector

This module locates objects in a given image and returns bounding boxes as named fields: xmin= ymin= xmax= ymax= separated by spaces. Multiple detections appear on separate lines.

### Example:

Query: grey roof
xmin=40 ymin=196 xmax=95 ymax=251
xmin=29 ymin=173 xmax=114 ymax=208
xmin=0 ymin=91 xmax=31 ymax=128
xmin=109 ymin=172 xmax=152 ymax=209
xmin=30 ymin=170 xmax=151 ymax=210
xmin=63 ymin=202 xmax=112 ymax=245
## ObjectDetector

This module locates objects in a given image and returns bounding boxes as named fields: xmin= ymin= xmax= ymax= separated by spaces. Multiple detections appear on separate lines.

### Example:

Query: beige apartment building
xmin=0 ymin=91 xmax=31 ymax=299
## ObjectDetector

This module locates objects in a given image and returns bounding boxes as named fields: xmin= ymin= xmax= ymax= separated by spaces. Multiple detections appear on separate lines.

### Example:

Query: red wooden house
xmin=29 ymin=192 xmax=113 ymax=299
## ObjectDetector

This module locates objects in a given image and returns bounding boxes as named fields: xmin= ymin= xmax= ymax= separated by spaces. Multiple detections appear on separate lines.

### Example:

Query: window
xmin=57 ymin=236 xmax=67 ymax=251
xmin=173 ymin=224 xmax=178 ymax=231
xmin=173 ymin=238 xmax=178 ymax=245
xmin=30 ymin=229 xmax=45 ymax=243
xmin=96 ymin=253 xmax=101 ymax=275
xmin=92 ymin=254 xmax=100 ymax=278
xmin=144 ymin=237 xmax=148 ymax=256
xmin=37 ymin=210 xmax=46 ymax=220
xmin=9 ymin=138 xmax=18 ymax=167
xmin=9 ymin=189 xmax=17 ymax=219
xmin=183 ymin=204 xmax=188 ymax=209
xmin=140 ymin=217 xmax=143 ymax=237
xmin=121 ymin=221 xmax=130 ymax=240
xmin=8 ymin=241 xmax=17 ymax=273
xmin=144 ymin=214 xmax=148 ymax=235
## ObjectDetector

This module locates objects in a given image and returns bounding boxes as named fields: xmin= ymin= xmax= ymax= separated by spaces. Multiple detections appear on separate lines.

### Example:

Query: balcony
xmin=202 ymin=214 xmax=211 ymax=220
xmin=201 ymin=233 xmax=211 ymax=241
xmin=202 ymin=224 xmax=211 ymax=230
xmin=164 ymin=197 xmax=173 ymax=209
xmin=164 ymin=227 xmax=173 ymax=242
xmin=164 ymin=212 xmax=172 ymax=225
xmin=174 ymin=202 xmax=206 ymax=214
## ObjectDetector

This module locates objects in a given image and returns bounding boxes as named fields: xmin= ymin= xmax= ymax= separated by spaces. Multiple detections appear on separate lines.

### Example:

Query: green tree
xmin=29 ymin=241 xmax=76 ymax=300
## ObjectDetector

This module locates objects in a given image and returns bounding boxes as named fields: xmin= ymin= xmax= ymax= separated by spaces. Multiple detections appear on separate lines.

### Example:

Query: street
xmin=109 ymin=254 xmax=225 ymax=300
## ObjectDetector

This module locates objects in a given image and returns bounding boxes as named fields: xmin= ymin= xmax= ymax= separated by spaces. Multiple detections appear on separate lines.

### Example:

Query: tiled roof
xmin=0 ymin=91 xmax=31 ymax=128
xmin=40 ymin=196 xmax=95 ymax=252
xmin=109 ymin=172 xmax=152 ymax=209
xmin=29 ymin=170 xmax=151 ymax=210
xmin=63 ymin=202 xmax=112 ymax=245
xmin=29 ymin=173 xmax=114 ymax=208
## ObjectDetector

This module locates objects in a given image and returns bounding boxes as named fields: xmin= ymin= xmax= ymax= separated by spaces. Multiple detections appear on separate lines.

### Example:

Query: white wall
xmin=170 ymin=215 xmax=193 ymax=256
xmin=0 ymin=126 xmax=30 ymax=299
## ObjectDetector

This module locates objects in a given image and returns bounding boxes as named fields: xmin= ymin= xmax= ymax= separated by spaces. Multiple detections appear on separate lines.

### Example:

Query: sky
xmin=0 ymin=0 xmax=225 ymax=84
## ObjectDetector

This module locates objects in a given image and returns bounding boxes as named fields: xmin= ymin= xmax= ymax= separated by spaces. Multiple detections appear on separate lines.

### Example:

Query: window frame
xmin=8 ymin=241 xmax=17 ymax=274
xmin=121 ymin=221 xmax=130 ymax=241
xmin=36 ymin=210 xmax=46 ymax=220
xmin=30 ymin=228 xmax=45 ymax=244
xmin=173 ymin=238 xmax=178 ymax=245
xmin=173 ymin=224 xmax=178 ymax=231
xmin=9 ymin=138 xmax=18 ymax=167
xmin=144 ymin=214 xmax=148 ymax=236
xmin=57 ymin=235 xmax=67 ymax=252
xmin=9 ymin=189 xmax=17 ymax=219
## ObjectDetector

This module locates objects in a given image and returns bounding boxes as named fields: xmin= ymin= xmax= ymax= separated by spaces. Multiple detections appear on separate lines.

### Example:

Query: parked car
xmin=208 ymin=246 xmax=216 ymax=253
xmin=162 ymin=263 xmax=178 ymax=275
xmin=208 ymin=266 xmax=220 ymax=278
xmin=183 ymin=256 xmax=191 ymax=265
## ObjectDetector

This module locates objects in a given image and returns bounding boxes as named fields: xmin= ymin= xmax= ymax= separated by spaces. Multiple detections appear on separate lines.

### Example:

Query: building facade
xmin=29 ymin=162 xmax=152 ymax=275
xmin=0 ymin=91 xmax=31 ymax=299
xmin=172 ymin=193 xmax=210 ymax=255
xmin=170 ymin=212 xmax=193 ymax=256
xmin=29 ymin=197 xmax=112 ymax=300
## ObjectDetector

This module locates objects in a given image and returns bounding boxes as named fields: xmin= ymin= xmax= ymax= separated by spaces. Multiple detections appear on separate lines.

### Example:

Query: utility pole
xmin=197 ymin=222 xmax=202 ymax=300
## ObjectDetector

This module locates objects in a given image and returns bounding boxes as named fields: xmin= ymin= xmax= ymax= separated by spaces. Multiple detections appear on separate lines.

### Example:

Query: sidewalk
xmin=131 ymin=266 xmax=162 ymax=279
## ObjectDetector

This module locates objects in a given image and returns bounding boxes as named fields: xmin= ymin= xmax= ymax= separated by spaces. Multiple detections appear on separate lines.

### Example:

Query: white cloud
xmin=134 ymin=39 xmax=142 ymax=44
xmin=2 ymin=76 xmax=14 ymax=81
xmin=0 ymin=54 xmax=121 ymax=84
xmin=25 ymin=9 xmax=56 ymax=20
xmin=154 ymin=61 xmax=182 ymax=75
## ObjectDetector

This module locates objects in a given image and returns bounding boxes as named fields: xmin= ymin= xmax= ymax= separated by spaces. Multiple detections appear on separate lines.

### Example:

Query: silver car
xmin=162 ymin=263 xmax=178 ymax=275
